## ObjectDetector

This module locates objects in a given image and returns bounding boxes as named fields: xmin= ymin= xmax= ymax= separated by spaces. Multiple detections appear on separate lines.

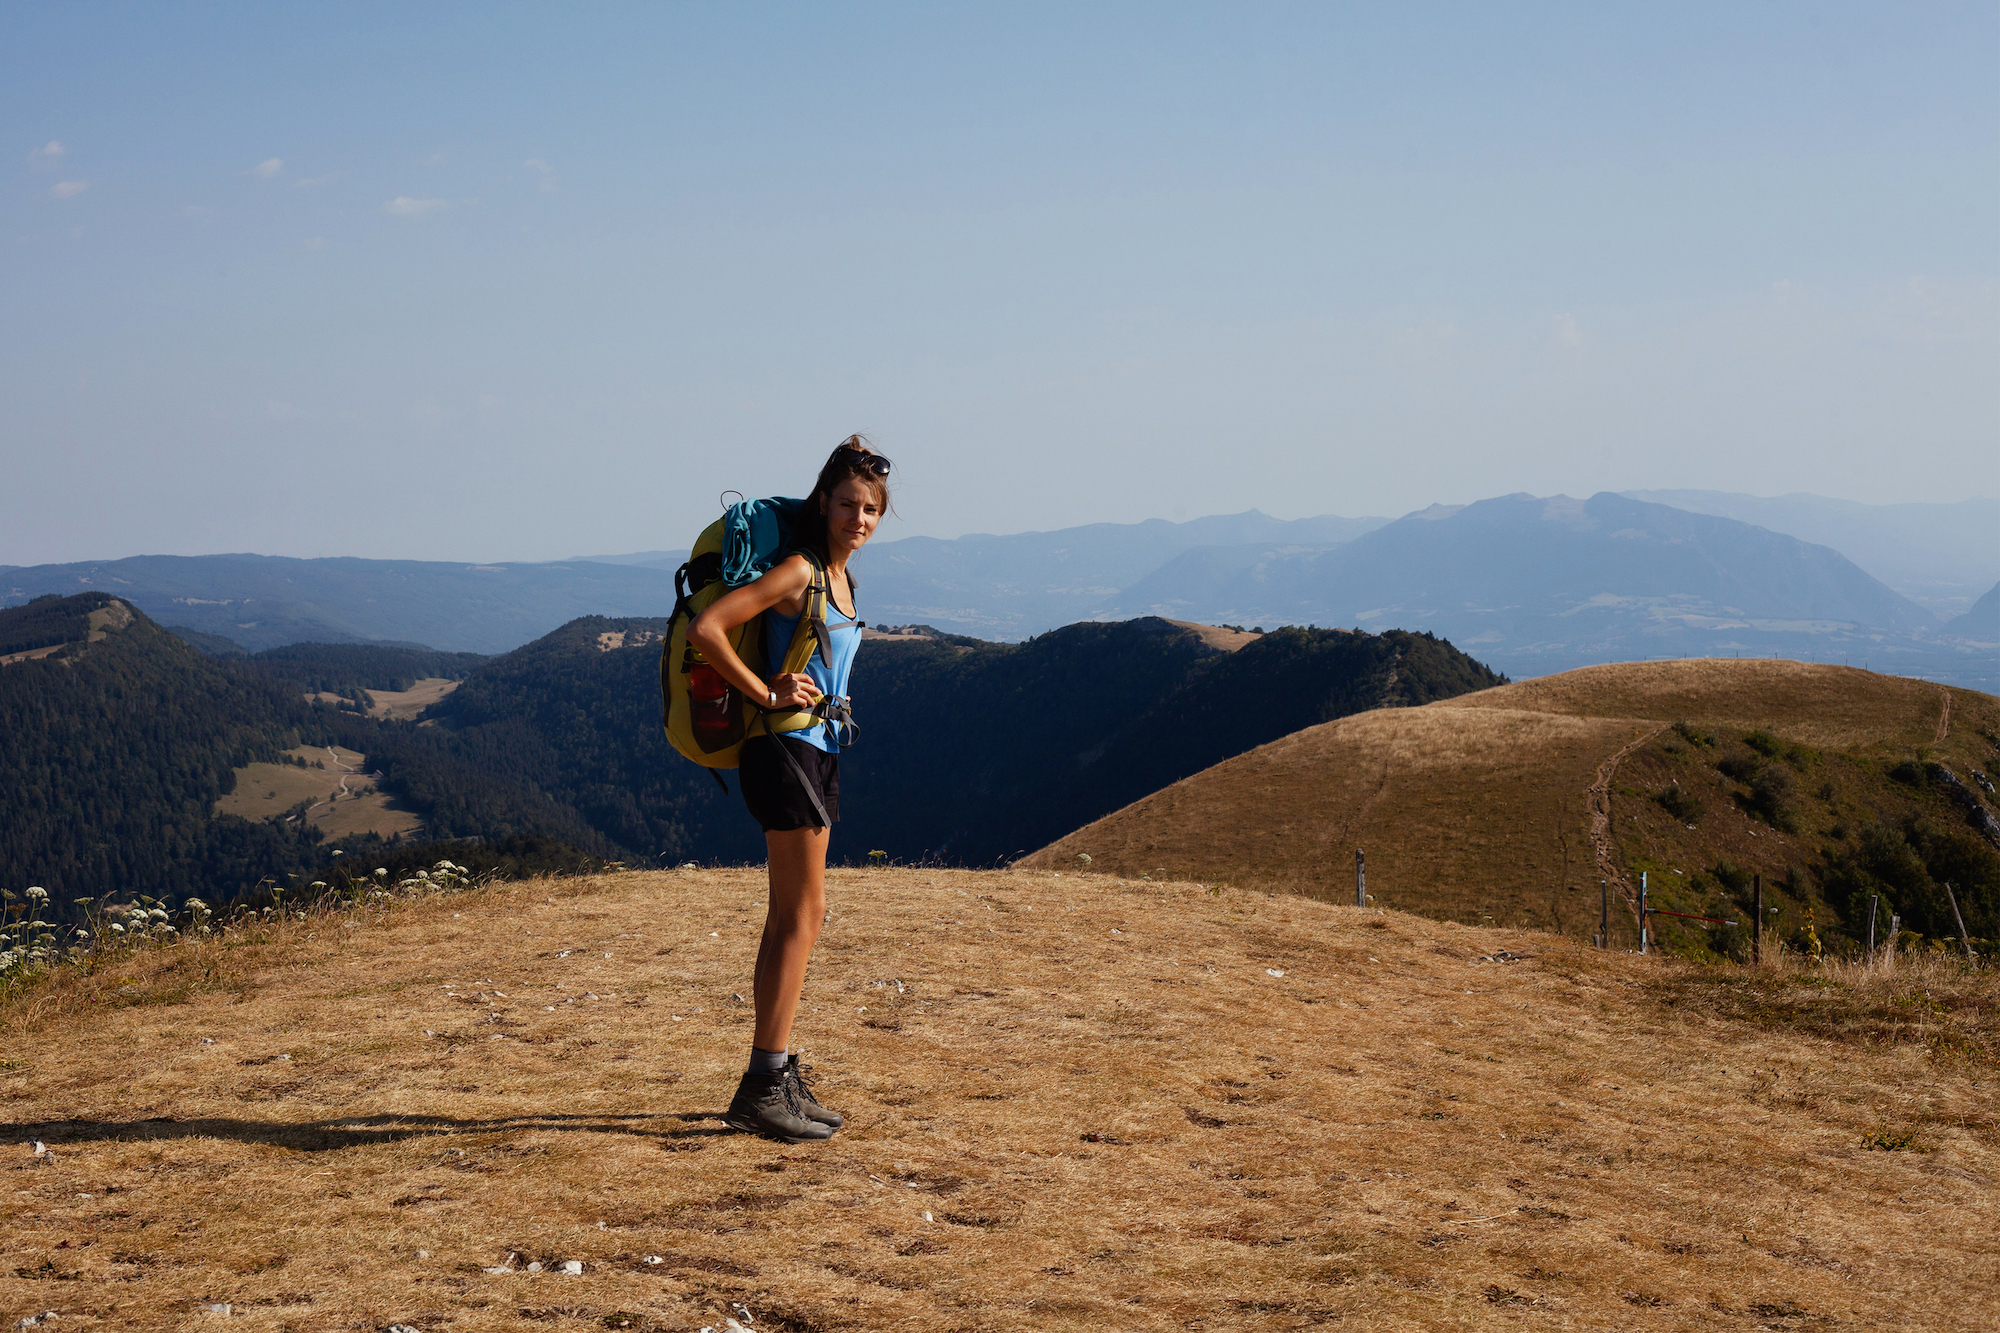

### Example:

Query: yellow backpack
xmin=660 ymin=498 xmax=847 ymax=776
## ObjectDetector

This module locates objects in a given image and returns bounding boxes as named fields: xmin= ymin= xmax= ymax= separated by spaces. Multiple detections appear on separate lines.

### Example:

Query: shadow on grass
xmin=4 ymin=1110 xmax=732 ymax=1152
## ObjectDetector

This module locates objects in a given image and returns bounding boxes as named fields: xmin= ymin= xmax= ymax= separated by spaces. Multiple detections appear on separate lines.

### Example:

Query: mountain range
xmin=4 ymin=492 xmax=1992 ymax=688
xmin=1085 ymin=492 xmax=1974 ymax=682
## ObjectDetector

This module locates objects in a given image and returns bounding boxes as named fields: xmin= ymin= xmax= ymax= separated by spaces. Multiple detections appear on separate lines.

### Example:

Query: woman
xmin=686 ymin=436 xmax=890 ymax=1143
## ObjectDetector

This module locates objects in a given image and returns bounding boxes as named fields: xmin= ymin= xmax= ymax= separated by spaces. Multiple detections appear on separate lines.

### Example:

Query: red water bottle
xmin=689 ymin=662 xmax=734 ymax=748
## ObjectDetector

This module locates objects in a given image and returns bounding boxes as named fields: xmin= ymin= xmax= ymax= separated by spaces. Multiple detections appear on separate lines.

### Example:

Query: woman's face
xmin=822 ymin=477 xmax=884 ymax=555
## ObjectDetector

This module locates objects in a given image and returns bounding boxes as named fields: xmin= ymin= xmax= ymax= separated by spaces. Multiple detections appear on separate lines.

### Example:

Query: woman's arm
xmin=686 ymin=556 xmax=823 ymax=710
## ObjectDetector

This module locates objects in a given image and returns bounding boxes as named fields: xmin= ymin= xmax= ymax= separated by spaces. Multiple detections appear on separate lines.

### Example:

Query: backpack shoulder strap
xmin=783 ymin=547 xmax=834 ymax=670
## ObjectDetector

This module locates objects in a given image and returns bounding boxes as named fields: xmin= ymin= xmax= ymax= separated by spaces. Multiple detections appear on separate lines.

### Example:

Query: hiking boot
xmin=722 ymin=1070 xmax=832 ymax=1143
xmin=787 ymin=1054 xmax=843 ymax=1131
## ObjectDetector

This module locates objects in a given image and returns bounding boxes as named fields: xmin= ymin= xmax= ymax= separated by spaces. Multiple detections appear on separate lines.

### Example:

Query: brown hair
xmin=792 ymin=434 xmax=893 ymax=581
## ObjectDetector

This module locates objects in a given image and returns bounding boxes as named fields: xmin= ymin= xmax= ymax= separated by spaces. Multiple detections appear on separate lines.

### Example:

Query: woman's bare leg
xmin=752 ymin=825 xmax=829 ymax=1052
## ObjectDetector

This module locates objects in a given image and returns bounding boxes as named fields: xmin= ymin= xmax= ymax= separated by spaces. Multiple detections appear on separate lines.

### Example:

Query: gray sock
xmin=747 ymin=1046 xmax=788 ymax=1077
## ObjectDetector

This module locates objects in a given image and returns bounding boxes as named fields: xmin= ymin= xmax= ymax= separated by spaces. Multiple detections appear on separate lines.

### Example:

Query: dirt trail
xmin=312 ymin=745 xmax=361 ymax=810
xmin=1586 ymin=723 xmax=1669 ymax=928
xmin=1936 ymin=685 xmax=1953 ymax=745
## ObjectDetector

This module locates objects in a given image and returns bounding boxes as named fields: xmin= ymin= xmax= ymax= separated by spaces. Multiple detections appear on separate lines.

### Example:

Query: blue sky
xmin=5 ymin=2 xmax=1995 ymax=563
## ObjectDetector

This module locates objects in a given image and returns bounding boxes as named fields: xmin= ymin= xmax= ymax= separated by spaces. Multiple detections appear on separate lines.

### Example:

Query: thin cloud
xmin=51 ymin=180 xmax=88 ymax=199
xmin=29 ymin=140 xmax=66 ymax=164
xmin=253 ymin=157 xmax=284 ymax=179
xmin=384 ymin=196 xmax=447 ymax=216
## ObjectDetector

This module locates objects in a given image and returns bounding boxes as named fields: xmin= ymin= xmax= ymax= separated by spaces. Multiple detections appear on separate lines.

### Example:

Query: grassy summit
xmin=4 ymin=866 xmax=1994 ymax=1330
xmin=1027 ymin=660 xmax=2000 ymax=955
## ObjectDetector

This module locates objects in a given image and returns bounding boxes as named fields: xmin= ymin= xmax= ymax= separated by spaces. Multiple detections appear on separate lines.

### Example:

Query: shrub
xmin=1672 ymin=720 xmax=1715 ymax=748
xmin=1749 ymin=766 xmax=1801 ymax=833
xmin=1718 ymin=753 xmax=1765 ymax=784
xmin=1708 ymin=920 xmax=1754 ymax=963
xmin=1889 ymin=759 xmax=1926 ymax=786
xmin=1710 ymin=860 xmax=1752 ymax=896
xmin=1655 ymin=782 xmax=1704 ymax=824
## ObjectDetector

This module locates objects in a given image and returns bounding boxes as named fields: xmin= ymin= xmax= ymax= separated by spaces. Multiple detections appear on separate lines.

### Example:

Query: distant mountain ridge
xmin=0 ymin=554 xmax=682 ymax=654
xmin=1944 ymin=581 xmax=2000 ymax=642
xmin=1623 ymin=489 xmax=2000 ymax=618
xmin=7 ymin=495 xmax=1990 ymax=688
xmin=1099 ymin=493 xmax=1981 ymax=685
xmin=848 ymin=509 xmax=1389 ymax=639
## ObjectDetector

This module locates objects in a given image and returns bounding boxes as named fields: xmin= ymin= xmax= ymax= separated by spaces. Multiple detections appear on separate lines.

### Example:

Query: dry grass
xmin=1451 ymin=660 xmax=1957 ymax=752
xmin=214 ymin=745 xmax=422 ymax=841
xmin=366 ymin=678 xmax=460 ymax=722
xmin=1025 ymin=661 xmax=2000 ymax=941
xmin=4 ymin=867 xmax=1996 ymax=1331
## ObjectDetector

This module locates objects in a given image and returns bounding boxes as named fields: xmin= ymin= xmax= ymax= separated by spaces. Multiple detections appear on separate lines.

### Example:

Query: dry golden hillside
xmin=1024 ymin=661 xmax=2000 ymax=945
xmin=4 ymin=867 xmax=1997 ymax=1331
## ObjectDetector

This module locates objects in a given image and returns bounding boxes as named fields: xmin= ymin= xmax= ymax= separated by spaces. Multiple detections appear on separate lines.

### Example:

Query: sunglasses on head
xmin=834 ymin=447 xmax=891 ymax=477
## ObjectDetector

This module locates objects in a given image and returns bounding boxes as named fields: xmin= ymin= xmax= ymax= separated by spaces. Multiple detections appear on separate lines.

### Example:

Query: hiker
xmin=685 ymin=437 xmax=890 ymax=1142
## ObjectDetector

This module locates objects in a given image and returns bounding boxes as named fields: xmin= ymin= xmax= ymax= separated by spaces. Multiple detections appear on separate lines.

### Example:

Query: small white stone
xmin=30 ymin=1141 xmax=46 ymax=1155
xmin=559 ymin=1260 xmax=583 ymax=1275
xmin=922 ymin=1210 xmax=933 ymax=1222
xmin=416 ymin=1249 xmax=429 ymax=1259
xmin=1266 ymin=969 xmax=1285 ymax=978
xmin=644 ymin=1255 xmax=663 ymax=1264
xmin=524 ymin=1260 xmax=542 ymax=1273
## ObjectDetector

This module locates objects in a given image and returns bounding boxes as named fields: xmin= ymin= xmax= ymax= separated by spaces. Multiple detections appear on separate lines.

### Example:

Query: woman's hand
xmin=768 ymin=671 xmax=822 ymax=711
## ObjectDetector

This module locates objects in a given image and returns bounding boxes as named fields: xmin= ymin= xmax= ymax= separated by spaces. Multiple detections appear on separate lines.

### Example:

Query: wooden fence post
xmin=1356 ymin=849 xmax=1366 ymax=909
xmin=1639 ymin=871 xmax=1648 ymax=955
xmin=1866 ymin=893 xmax=1879 ymax=965
xmin=1944 ymin=882 xmax=1974 ymax=960
xmin=1752 ymin=874 xmax=1763 ymax=966
xmin=1599 ymin=878 xmax=1609 ymax=949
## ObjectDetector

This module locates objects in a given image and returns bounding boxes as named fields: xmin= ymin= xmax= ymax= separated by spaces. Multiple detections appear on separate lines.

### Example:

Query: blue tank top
xmin=763 ymin=586 xmax=861 ymax=753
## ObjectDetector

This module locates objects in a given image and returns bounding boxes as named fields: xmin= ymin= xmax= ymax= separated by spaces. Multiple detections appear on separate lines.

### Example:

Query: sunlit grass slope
xmin=1025 ymin=661 xmax=2000 ymax=945
xmin=4 ymin=867 xmax=1996 ymax=1331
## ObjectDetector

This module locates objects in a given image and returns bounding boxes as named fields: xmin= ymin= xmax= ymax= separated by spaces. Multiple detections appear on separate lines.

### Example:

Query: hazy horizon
xmin=3 ymin=486 xmax=1996 ymax=569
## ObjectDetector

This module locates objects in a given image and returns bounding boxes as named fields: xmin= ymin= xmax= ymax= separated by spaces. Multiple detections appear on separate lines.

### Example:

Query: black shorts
xmin=739 ymin=734 xmax=840 ymax=832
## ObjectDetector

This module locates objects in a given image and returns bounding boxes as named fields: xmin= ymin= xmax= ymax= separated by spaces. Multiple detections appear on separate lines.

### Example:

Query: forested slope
xmin=2 ymin=596 xmax=1507 ymax=906
xmin=402 ymin=616 xmax=1505 ymax=865
xmin=0 ymin=595 xmax=327 ymax=906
